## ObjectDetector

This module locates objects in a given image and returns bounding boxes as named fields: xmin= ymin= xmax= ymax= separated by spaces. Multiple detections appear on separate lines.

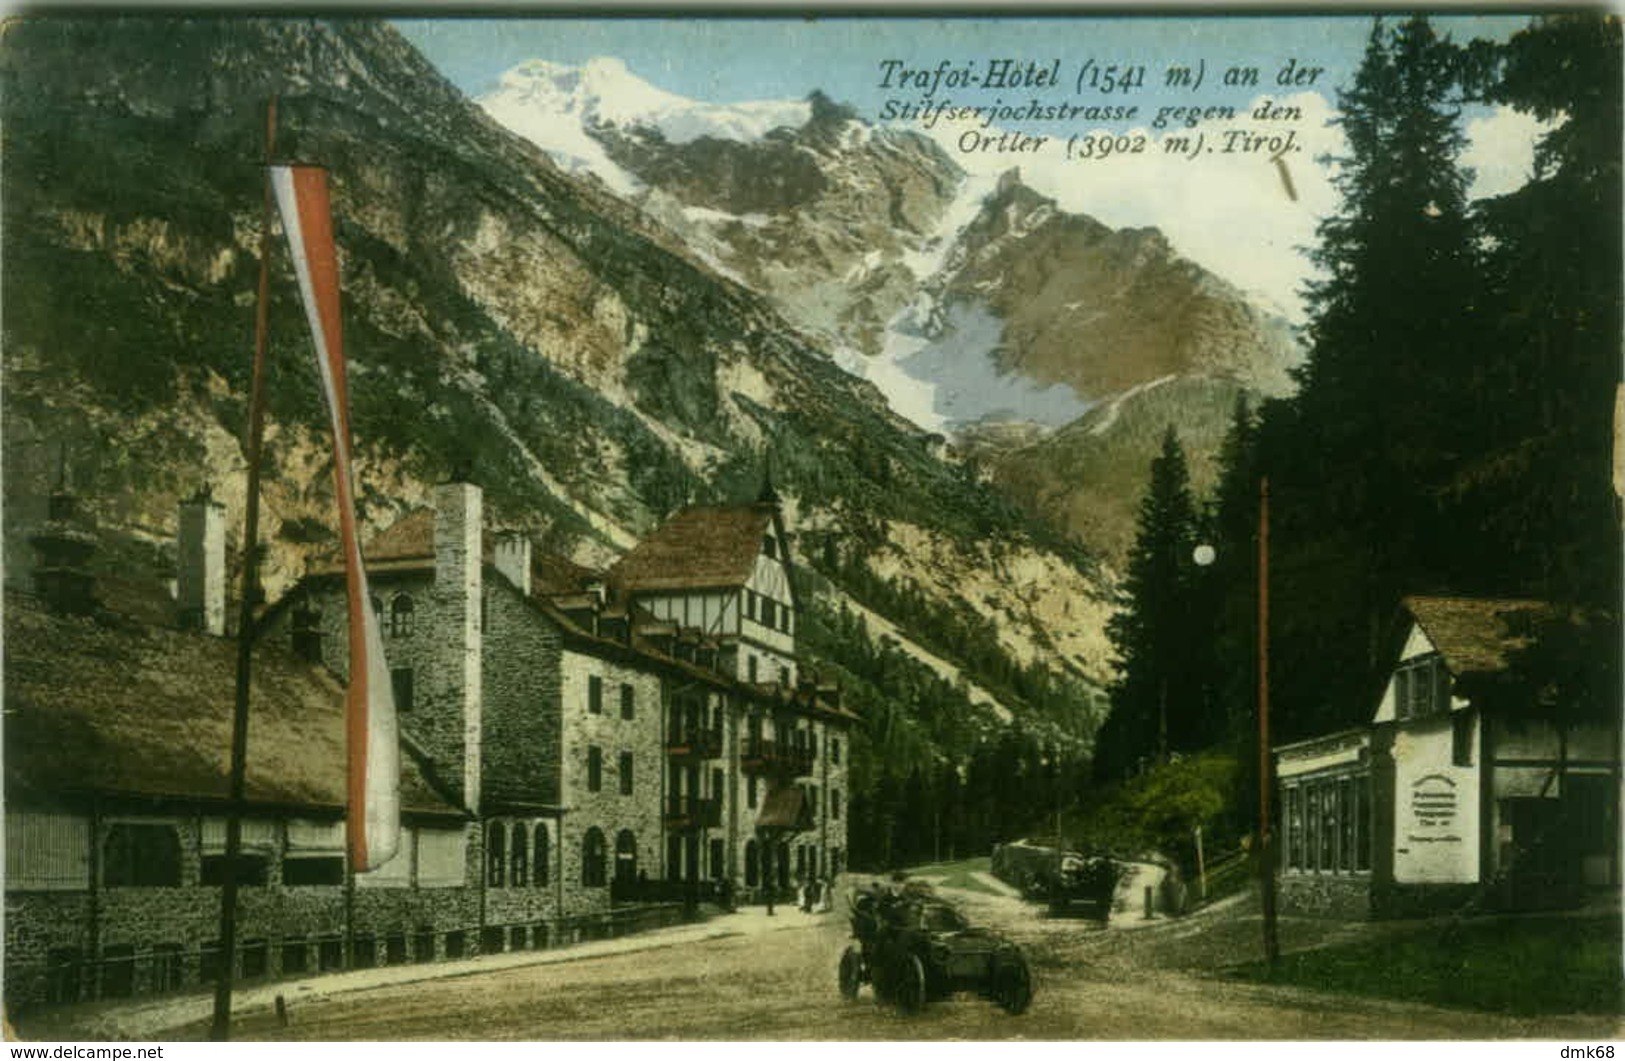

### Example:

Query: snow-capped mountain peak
xmin=479 ymin=56 xmax=810 ymax=194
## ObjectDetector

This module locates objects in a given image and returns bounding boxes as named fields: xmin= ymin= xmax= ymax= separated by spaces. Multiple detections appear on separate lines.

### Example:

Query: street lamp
xmin=1191 ymin=517 xmax=1278 ymax=966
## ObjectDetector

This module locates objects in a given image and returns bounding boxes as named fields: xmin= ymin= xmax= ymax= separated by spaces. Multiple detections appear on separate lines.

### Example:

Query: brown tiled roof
xmin=4 ymin=591 xmax=456 ymax=816
xmin=611 ymin=504 xmax=775 ymax=593
xmin=362 ymin=507 xmax=436 ymax=562
xmin=531 ymin=552 xmax=603 ymax=596
xmin=311 ymin=507 xmax=503 ymax=575
xmin=1404 ymin=595 xmax=1555 ymax=677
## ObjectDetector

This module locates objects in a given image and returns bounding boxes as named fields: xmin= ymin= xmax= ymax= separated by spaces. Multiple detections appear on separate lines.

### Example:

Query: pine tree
xmin=1097 ymin=427 xmax=1209 ymax=779
xmin=1261 ymin=15 xmax=1484 ymax=739
xmin=1461 ymin=14 xmax=1623 ymax=608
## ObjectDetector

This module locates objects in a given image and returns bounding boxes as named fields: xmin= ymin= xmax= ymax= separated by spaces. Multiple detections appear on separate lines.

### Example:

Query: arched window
xmin=582 ymin=828 xmax=607 ymax=888
xmin=534 ymin=824 xmax=550 ymax=887
xmin=744 ymin=839 xmax=759 ymax=887
xmin=614 ymin=830 xmax=637 ymax=884
xmin=511 ymin=823 xmax=528 ymax=887
xmin=389 ymin=594 xmax=415 ymax=637
xmin=486 ymin=821 xmax=506 ymax=888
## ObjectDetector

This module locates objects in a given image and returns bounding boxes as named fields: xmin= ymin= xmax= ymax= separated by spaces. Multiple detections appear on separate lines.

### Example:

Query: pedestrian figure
xmin=815 ymin=876 xmax=833 ymax=913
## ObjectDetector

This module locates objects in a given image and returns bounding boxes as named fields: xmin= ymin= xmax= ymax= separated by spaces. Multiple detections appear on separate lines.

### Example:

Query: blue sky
xmin=395 ymin=14 xmax=1532 ymax=113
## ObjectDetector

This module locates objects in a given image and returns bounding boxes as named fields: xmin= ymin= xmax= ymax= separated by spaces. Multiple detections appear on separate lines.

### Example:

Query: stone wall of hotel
xmin=558 ymin=647 xmax=665 ymax=919
xmin=480 ymin=582 xmax=564 ymax=809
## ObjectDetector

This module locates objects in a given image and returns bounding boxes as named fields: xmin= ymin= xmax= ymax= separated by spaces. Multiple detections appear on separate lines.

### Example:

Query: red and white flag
xmin=271 ymin=164 xmax=400 ymax=872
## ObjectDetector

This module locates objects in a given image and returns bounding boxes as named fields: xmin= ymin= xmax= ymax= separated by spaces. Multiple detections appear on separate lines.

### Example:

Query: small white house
xmin=1278 ymin=595 xmax=1620 ymax=917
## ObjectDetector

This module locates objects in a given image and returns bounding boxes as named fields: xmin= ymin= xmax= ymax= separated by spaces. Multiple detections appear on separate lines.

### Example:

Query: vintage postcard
xmin=2 ymin=8 xmax=1620 ymax=1044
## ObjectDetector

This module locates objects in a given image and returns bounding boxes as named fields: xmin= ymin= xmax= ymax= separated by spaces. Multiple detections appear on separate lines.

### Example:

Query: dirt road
xmin=40 ymin=878 xmax=1604 ymax=1041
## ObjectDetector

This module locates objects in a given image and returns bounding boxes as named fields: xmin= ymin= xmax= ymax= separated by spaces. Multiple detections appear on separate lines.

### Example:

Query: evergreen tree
xmin=1460 ymin=14 xmax=1623 ymax=608
xmin=1097 ymin=427 xmax=1210 ymax=778
xmin=1261 ymin=15 xmax=1484 ymax=740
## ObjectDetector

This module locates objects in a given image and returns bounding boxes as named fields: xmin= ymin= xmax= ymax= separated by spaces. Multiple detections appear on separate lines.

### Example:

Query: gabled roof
xmin=611 ymin=504 xmax=777 ymax=594
xmin=4 ymin=590 xmax=457 ymax=817
xmin=1403 ymin=595 xmax=1554 ymax=678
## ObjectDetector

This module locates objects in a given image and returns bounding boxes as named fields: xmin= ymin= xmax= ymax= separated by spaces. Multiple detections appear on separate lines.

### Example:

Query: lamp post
xmin=1192 ymin=514 xmax=1277 ymax=966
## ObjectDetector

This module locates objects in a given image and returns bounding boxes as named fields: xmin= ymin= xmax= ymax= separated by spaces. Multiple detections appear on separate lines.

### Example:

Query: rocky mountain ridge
xmin=478 ymin=57 xmax=1303 ymax=563
xmin=1 ymin=16 xmax=1113 ymax=740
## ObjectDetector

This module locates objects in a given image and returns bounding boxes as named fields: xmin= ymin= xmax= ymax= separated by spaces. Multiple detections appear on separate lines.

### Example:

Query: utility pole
xmin=1258 ymin=477 xmax=1279 ymax=965
xmin=212 ymin=96 xmax=277 ymax=1042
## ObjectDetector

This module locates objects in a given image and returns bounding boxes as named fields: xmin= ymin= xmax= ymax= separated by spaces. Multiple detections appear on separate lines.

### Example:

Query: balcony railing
xmin=663 ymin=795 xmax=722 ymax=830
xmin=666 ymin=727 xmax=723 ymax=761
xmin=740 ymin=739 xmax=814 ymax=778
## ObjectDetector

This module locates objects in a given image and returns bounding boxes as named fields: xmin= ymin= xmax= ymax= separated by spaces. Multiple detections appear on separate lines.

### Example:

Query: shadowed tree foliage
xmin=1096 ymin=427 xmax=1220 ymax=779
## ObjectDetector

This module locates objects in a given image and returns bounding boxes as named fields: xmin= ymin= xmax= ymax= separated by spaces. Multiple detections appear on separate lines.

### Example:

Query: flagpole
xmin=212 ymin=94 xmax=277 ymax=1043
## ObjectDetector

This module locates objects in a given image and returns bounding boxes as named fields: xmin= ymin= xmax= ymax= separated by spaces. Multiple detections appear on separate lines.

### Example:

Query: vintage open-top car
xmin=838 ymin=883 xmax=1033 ymax=1015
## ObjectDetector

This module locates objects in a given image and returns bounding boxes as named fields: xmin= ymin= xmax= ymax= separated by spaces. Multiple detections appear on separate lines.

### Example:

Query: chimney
xmin=494 ymin=530 xmax=532 ymax=596
xmin=434 ymin=480 xmax=483 ymax=812
xmin=176 ymin=489 xmax=227 ymax=635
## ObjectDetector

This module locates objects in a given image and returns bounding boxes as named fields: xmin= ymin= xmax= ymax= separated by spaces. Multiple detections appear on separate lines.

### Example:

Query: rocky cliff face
xmin=481 ymin=63 xmax=967 ymax=362
xmin=1 ymin=16 xmax=1113 ymax=719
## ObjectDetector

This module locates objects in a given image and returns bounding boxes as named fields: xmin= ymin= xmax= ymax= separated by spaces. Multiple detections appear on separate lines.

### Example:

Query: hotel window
xmin=389 ymin=594 xmax=415 ymax=637
xmin=583 ymin=828 xmax=607 ymax=888
xmin=1395 ymin=655 xmax=1450 ymax=720
xmin=620 ymin=683 xmax=635 ymax=720
xmin=762 ymin=535 xmax=776 ymax=559
xmin=748 ymin=775 xmax=759 ymax=809
xmin=1286 ymin=786 xmax=1303 ymax=871
xmin=487 ymin=822 xmax=507 ymax=888
xmin=1318 ymin=782 xmax=1336 ymax=870
xmin=1304 ymin=786 xmax=1320 ymax=873
xmin=1354 ymin=779 xmax=1371 ymax=872
xmin=761 ymin=598 xmax=776 ymax=629
xmin=620 ymin=752 xmax=635 ymax=796
xmin=615 ymin=830 xmax=638 ymax=884
xmin=103 ymin=824 xmax=180 ymax=887
xmin=534 ymin=825 xmax=550 ymax=887
xmin=588 ymin=747 xmax=603 ymax=793
xmin=749 ymin=656 xmax=759 ymax=683
xmin=391 ymin=667 xmax=414 ymax=713
xmin=511 ymin=824 xmax=529 ymax=887
xmin=588 ymin=675 xmax=603 ymax=714
xmin=832 ymin=789 xmax=841 ymax=820
xmin=832 ymin=738 xmax=841 ymax=765
xmin=1337 ymin=779 xmax=1354 ymax=872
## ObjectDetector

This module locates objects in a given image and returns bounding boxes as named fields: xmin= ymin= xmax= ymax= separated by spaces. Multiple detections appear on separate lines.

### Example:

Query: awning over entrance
xmin=756 ymin=786 xmax=807 ymax=831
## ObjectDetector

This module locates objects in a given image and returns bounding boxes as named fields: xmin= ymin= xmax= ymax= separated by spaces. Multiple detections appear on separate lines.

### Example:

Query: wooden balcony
xmin=740 ymin=739 xmax=814 ymax=779
xmin=666 ymin=727 xmax=723 ymax=761
xmin=663 ymin=795 xmax=722 ymax=831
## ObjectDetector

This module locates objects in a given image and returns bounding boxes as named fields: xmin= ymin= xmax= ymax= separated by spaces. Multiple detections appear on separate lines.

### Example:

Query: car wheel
xmin=838 ymin=946 xmax=863 ymax=1001
xmin=892 ymin=953 xmax=927 ymax=1014
xmin=995 ymin=952 xmax=1033 ymax=1015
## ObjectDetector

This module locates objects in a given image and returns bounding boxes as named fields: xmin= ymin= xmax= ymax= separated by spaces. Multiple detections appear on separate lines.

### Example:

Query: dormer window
xmin=762 ymin=535 xmax=776 ymax=559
